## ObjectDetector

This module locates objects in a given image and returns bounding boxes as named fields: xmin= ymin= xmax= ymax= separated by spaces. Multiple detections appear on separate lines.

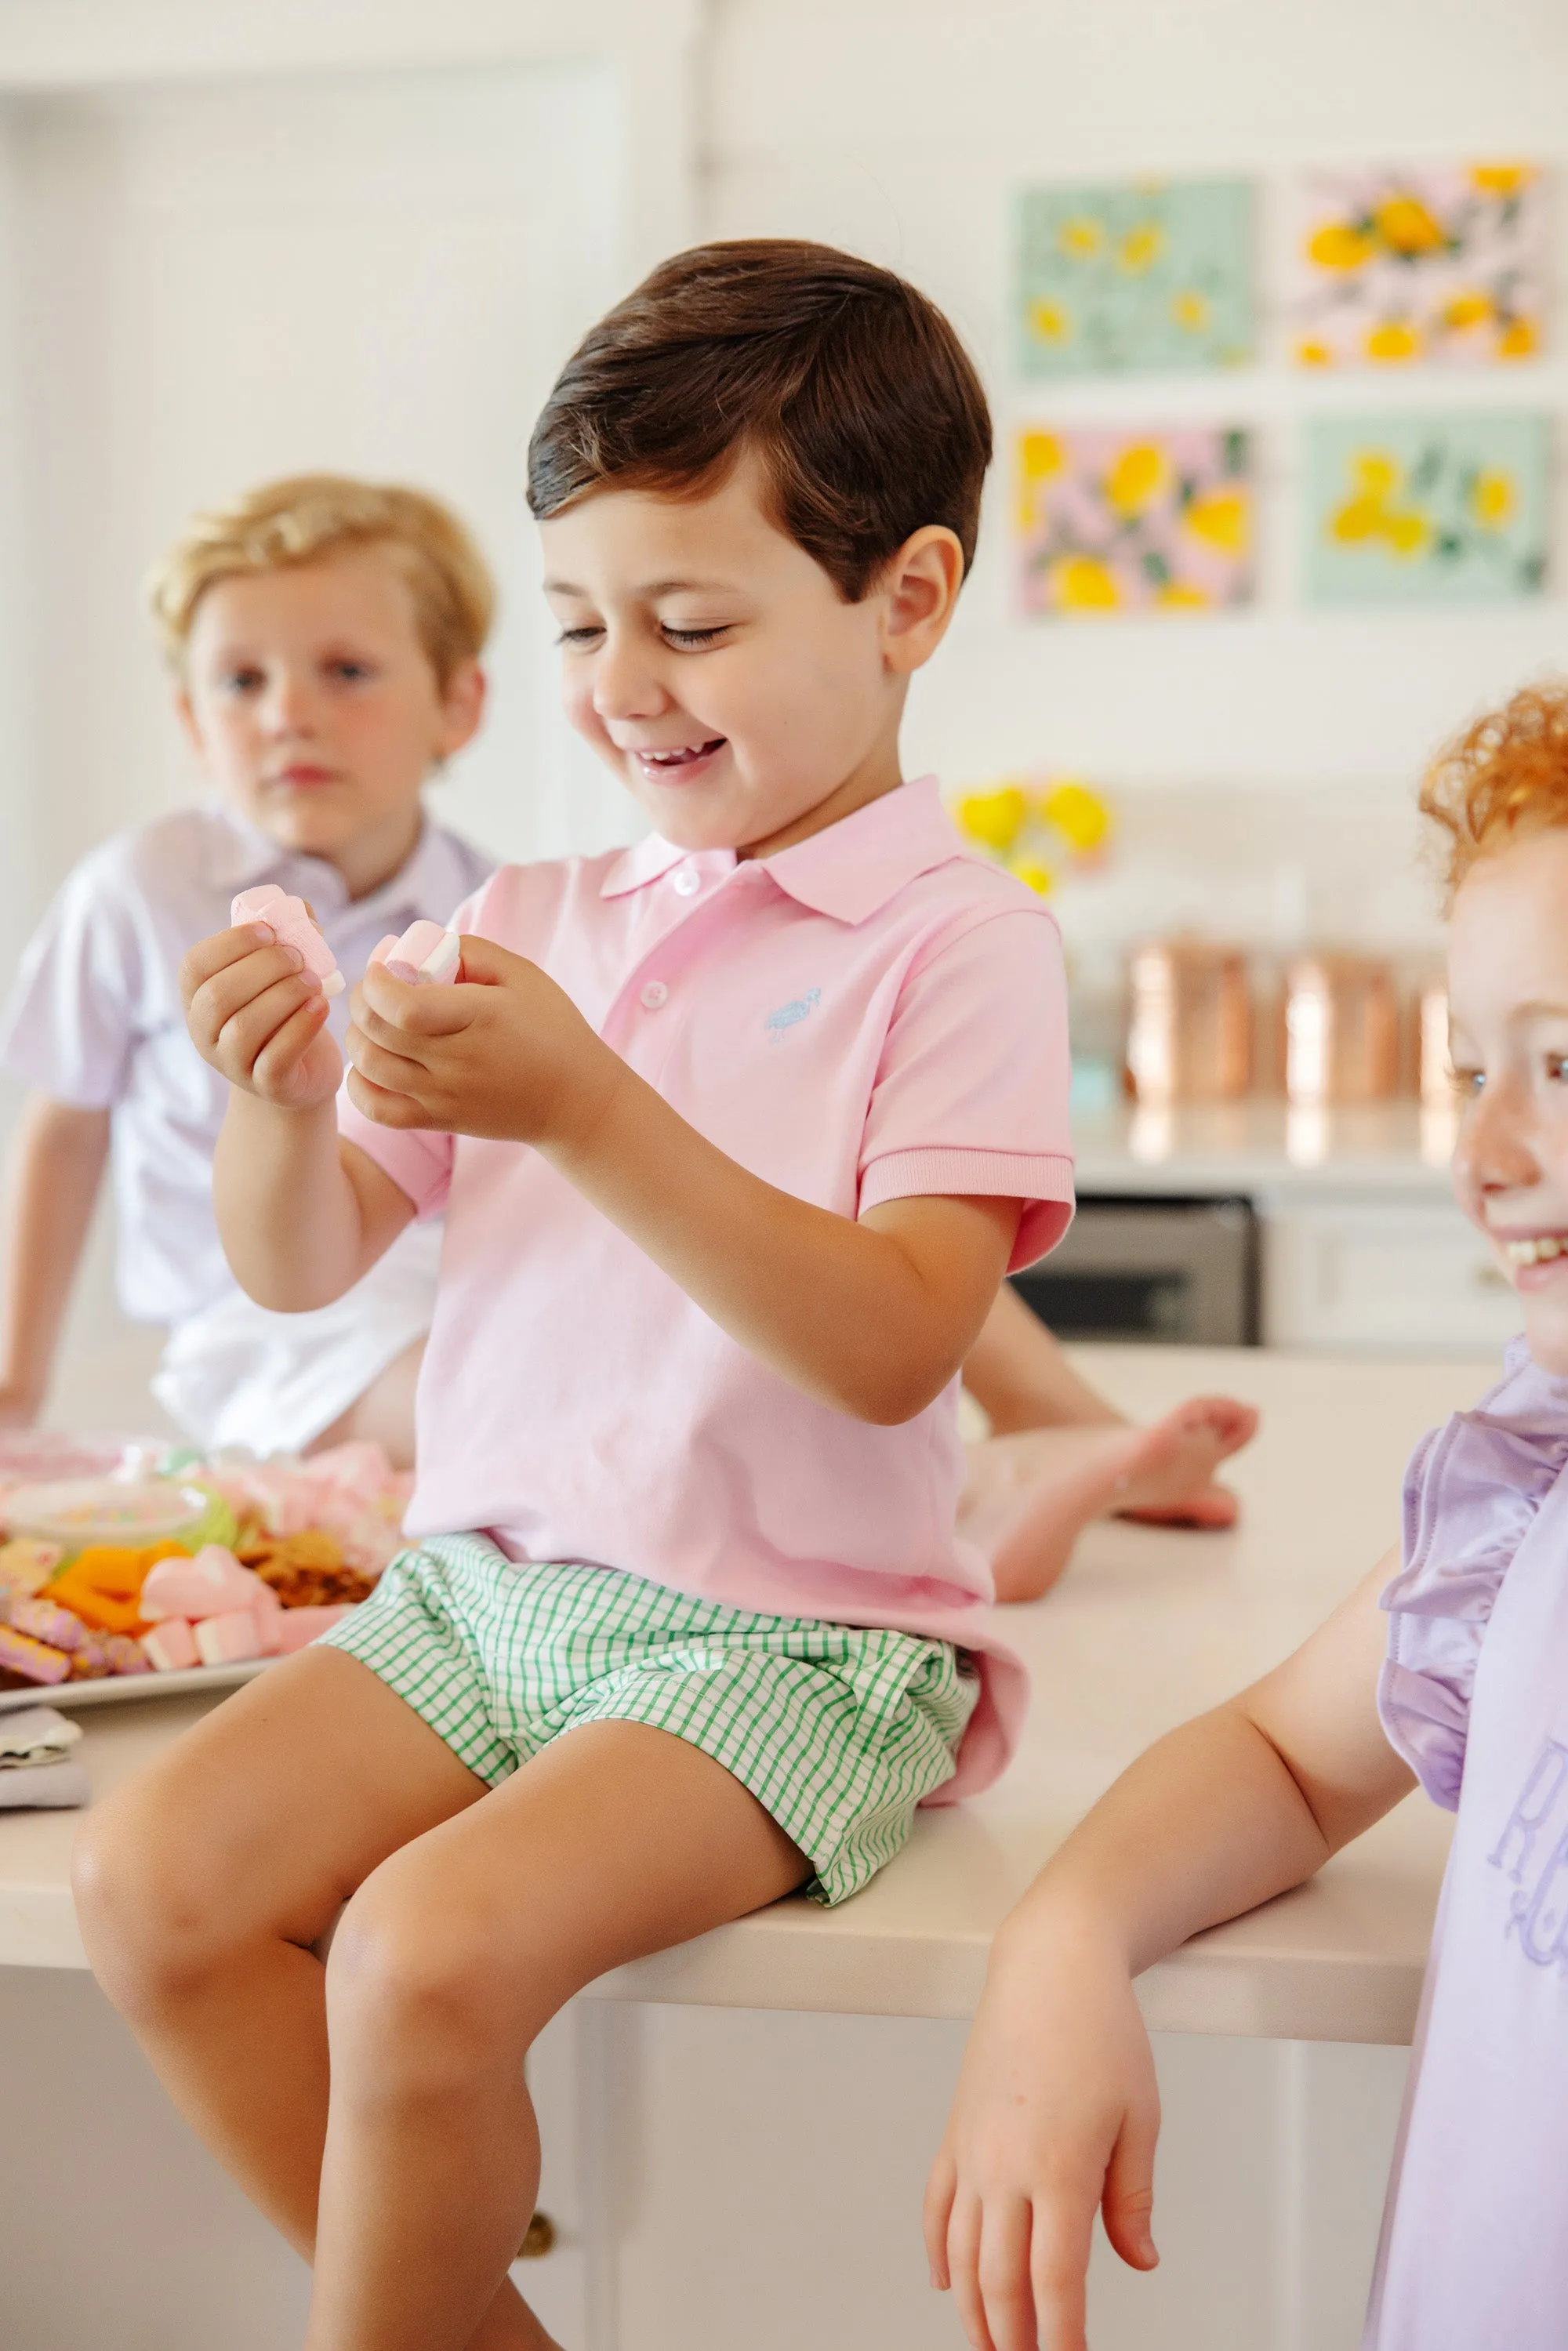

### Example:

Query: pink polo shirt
xmin=339 ymin=778 xmax=1074 ymax=1796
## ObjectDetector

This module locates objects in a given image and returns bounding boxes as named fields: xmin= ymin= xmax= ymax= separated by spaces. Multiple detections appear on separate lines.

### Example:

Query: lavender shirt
xmin=1371 ymin=1337 xmax=1568 ymax=2347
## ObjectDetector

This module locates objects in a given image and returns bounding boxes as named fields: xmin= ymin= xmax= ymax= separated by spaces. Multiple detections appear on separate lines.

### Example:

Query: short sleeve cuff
xmin=337 ymin=1092 xmax=455 ymax=1221
xmin=858 ymin=1147 xmax=1074 ymax=1270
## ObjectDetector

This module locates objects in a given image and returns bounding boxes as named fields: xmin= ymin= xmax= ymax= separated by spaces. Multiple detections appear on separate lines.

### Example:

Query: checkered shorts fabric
xmin=323 ymin=1534 xmax=979 ymax=1906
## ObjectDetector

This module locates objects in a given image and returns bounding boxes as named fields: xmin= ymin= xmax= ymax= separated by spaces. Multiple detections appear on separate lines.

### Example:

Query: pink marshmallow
xmin=232 ymin=884 xmax=345 ymax=998
xmin=194 ymin=1609 xmax=268 ymax=1667
xmin=371 ymin=920 xmax=461 ymax=986
xmin=270 ymin=1604 xmax=353 ymax=1653
xmin=140 ymin=1546 xmax=281 ymax=1624
xmin=140 ymin=1617 xmax=199 ymax=1673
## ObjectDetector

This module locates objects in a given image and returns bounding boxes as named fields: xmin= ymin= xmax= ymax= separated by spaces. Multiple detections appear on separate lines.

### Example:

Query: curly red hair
xmin=1422 ymin=682 xmax=1568 ymax=907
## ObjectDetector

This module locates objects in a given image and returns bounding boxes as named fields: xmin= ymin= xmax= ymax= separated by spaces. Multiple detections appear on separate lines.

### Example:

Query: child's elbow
xmin=835 ymin=1361 xmax=952 ymax=1428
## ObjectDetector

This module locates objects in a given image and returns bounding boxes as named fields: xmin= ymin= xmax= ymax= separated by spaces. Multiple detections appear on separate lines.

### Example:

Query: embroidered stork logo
xmin=764 ymin=988 xmax=821 ymax=1039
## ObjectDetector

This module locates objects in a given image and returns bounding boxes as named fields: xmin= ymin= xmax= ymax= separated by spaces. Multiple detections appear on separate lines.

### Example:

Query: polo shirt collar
xmin=599 ymin=777 xmax=965 ymax=923
xmin=201 ymin=800 xmax=454 ymax=922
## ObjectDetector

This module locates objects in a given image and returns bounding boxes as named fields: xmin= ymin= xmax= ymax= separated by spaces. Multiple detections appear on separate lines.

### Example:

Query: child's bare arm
xmin=181 ymin=925 xmax=415 ymax=1311
xmin=347 ymin=938 xmax=1018 ymax=1424
xmin=0 ymin=1091 xmax=112 ymax=1420
xmin=925 ymin=1558 xmax=1414 ymax=2351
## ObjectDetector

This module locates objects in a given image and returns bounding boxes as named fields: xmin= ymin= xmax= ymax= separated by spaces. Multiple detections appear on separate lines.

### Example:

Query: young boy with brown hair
xmin=76 ymin=243 xmax=1236 ymax=2351
xmin=0 ymin=476 xmax=495 ymax=1460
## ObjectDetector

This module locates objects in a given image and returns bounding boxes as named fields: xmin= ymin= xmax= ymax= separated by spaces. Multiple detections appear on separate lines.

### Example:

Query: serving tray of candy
xmin=0 ymin=1657 xmax=274 ymax=1714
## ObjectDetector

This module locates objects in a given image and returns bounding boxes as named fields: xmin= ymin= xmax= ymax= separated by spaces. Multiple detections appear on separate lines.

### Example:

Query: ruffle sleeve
xmin=1378 ymin=1338 xmax=1568 ymax=1809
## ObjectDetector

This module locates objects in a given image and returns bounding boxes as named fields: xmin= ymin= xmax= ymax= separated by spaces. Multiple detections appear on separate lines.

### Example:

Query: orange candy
xmin=45 ymin=1540 xmax=191 ymax=1635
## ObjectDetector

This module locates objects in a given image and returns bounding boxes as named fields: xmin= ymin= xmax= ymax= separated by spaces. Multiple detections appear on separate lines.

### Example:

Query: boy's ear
xmin=436 ymin=659 xmax=487 ymax=760
xmin=880 ymin=527 xmax=965 ymax=677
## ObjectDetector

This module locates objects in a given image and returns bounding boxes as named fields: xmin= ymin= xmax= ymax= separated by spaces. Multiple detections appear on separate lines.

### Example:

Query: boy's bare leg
xmin=310 ymin=1718 xmax=806 ymax=2351
xmin=960 ymin=1399 xmax=1260 ymax=1602
xmin=74 ymin=1649 xmax=805 ymax=2351
xmin=72 ymin=1649 xmax=552 ymax=2348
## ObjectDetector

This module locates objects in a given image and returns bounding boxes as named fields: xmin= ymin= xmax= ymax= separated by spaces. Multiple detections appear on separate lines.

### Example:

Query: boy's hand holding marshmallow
xmin=346 ymin=938 xmax=622 ymax=1148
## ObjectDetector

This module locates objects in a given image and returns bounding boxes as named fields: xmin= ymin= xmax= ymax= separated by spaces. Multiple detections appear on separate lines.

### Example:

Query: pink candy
xmin=271 ymin=1604 xmax=353 ymax=1653
xmin=0 ymin=1621 xmax=70 ymax=1684
xmin=194 ymin=1609 xmax=270 ymax=1667
xmin=140 ymin=1618 xmax=200 ymax=1673
xmin=370 ymin=920 xmax=461 ymax=986
xmin=140 ymin=1545 xmax=281 ymax=1624
xmin=232 ymin=885 xmax=345 ymax=998
xmin=6 ymin=1596 xmax=84 ymax=1652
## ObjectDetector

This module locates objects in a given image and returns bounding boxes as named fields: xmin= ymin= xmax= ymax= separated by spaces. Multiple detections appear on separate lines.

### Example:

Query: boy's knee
xmin=326 ymin=1861 xmax=535 ymax=2091
xmin=73 ymin=1784 xmax=243 ymax=2022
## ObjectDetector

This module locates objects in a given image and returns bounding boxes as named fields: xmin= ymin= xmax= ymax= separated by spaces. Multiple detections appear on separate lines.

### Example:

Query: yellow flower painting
xmin=1293 ymin=162 xmax=1547 ymax=368
xmin=1018 ymin=179 xmax=1253 ymax=376
xmin=1305 ymin=413 xmax=1549 ymax=606
xmin=951 ymin=778 xmax=1114 ymax=893
xmin=1018 ymin=426 xmax=1254 ymax=619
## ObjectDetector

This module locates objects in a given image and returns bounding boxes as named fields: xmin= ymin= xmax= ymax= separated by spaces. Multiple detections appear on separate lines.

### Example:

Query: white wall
xmin=1 ymin=62 xmax=628 ymax=894
xmin=706 ymin=0 xmax=1568 ymax=875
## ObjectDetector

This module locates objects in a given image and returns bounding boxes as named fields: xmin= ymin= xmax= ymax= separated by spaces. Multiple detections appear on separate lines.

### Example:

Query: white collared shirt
xmin=0 ymin=802 xmax=492 ymax=1325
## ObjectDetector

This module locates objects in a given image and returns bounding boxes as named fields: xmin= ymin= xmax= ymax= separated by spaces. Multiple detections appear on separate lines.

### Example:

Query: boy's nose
xmin=591 ymin=637 xmax=667 ymax=725
xmin=262 ymin=675 xmax=319 ymax=735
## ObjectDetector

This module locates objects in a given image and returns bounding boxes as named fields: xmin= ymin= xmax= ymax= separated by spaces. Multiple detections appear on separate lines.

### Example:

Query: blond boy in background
xmin=0 ymin=476 xmax=495 ymax=1462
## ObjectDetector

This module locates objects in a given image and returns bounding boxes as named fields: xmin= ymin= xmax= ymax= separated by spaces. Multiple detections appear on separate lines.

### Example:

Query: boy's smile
xmin=1449 ymin=827 xmax=1568 ymax=1370
xmin=540 ymin=451 xmax=962 ymax=861
xmin=179 ymin=549 xmax=484 ymax=901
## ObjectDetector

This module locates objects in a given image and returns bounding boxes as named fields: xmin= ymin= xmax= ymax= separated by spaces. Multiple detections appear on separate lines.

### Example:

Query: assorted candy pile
xmin=0 ymin=1437 xmax=409 ymax=1692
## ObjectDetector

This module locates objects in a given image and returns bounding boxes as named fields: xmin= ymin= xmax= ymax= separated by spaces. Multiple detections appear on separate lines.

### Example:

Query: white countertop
xmin=0 ymin=1348 xmax=1495 ymax=2042
xmin=1073 ymin=1097 xmax=1458 ymax=1198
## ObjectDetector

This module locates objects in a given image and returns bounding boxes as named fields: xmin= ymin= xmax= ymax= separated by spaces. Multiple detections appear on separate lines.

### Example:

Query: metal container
xmin=1125 ymin=941 xmax=1250 ymax=1105
xmin=1283 ymin=953 xmax=1399 ymax=1105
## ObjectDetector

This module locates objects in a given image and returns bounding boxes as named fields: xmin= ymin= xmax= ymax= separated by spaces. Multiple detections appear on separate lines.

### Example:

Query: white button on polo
xmin=672 ymin=867 xmax=701 ymax=898
xmin=639 ymin=980 xmax=669 ymax=1010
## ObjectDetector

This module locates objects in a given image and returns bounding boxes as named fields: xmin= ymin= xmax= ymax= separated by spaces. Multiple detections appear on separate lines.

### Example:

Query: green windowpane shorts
xmin=323 ymin=1533 xmax=979 ymax=1906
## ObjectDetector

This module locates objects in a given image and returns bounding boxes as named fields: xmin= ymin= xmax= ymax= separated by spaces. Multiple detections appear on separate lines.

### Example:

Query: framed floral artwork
xmin=1291 ymin=162 xmax=1546 ymax=367
xmin=1016 ymin=426 xmax=1255 ymax=619
xmin=1303 ymin=413 xmax=1549 ymax=605
xmin=1016 ymin=179 xmax=1254 ymax=376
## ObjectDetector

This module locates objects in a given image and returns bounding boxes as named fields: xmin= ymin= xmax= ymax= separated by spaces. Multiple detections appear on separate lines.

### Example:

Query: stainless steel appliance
xmin=1011 ymin=1193 xmax=1258 ymax=1344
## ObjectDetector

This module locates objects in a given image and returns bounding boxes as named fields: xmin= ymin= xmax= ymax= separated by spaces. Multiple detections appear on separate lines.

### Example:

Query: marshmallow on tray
xmin=140 ymin=1618 xmax=200 ymax=1674
xmin=140 ymin=1545 xmax=281 ymax=1624
xmin=231 ymin=884 xmax=345 ymax=998
xmin=193 ymin=1609 xmax=270 ymax=1667
xmin=370 ymin=920 xmax=461 ymax=986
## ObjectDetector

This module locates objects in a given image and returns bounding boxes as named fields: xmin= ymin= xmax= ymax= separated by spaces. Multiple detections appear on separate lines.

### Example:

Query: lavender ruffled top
xmin=1367 ymin=1337 xmax=1568 ymax=2349
xmin=1378 ymin=1337 xmax=1568 ymax=1811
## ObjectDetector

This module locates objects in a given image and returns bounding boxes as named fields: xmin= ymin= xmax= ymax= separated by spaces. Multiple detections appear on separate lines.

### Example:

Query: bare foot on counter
xmin=960 ymin=1397 xmax=1260 ymax=1605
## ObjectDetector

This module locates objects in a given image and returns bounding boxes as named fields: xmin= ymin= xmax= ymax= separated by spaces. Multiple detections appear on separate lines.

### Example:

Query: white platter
xmin=0 ymin=1659 xmax=271 ymax=1714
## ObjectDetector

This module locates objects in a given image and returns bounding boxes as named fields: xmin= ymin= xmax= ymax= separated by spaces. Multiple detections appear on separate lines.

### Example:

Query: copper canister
xmin=1283 ymin=953 xmax=1399 ymax=1105
xmin=1126 ymin=941 xmax=1251 ymax=1104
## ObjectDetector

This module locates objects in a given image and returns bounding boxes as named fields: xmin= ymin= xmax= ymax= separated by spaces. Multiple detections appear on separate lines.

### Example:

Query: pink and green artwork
xmin=1015 ymin=425 xmax=1254 ymax=619
xmin=1291 ymin=162 xmax=1547 ymax=368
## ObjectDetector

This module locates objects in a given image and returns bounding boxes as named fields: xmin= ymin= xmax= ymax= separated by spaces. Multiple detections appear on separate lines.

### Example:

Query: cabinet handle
xmin=517 ymin=2211 xmax=556 ymax=2260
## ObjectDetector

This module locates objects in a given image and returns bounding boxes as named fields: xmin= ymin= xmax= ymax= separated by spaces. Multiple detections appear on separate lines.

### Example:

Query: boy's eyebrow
xmin=542 ymin=575 xmax=739 ymax=600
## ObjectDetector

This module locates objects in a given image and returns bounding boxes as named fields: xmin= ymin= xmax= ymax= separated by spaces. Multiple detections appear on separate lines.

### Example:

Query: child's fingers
xmin=448 ymin=932 xmax=534 ymax=989
xmin=946 ymin=2190 xmax=998 ymax=2351
xmin=345 ymin=1021 xmax=435 ymax=1104
xmin=180 ymin=921 xmax=297 ymax=1006
xmin=977 ymin=2197 xmax=1039 ymax=2351
xmin=249 ymin=995 xmax=336 ymax=1094
xmin=344 ymin=1064 xmax=438 ymax=1130
xmin=923 ymin=2151 xmax=957 ymax=2289
xmin=358 ymin=960 xmax=475 ymax=1040
xmin=1099 ymin=2099 xmax=1160 ymax=2273
xmin=209 ymin=971 xmax=325 ymax=1074
xmin=1028 ymin=2195 xmax=1094 ymax=2351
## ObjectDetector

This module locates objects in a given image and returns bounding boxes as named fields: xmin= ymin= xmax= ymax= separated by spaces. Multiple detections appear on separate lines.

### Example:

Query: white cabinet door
xmin=1262 ymin=1192 xmax=1519 ymax=1352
